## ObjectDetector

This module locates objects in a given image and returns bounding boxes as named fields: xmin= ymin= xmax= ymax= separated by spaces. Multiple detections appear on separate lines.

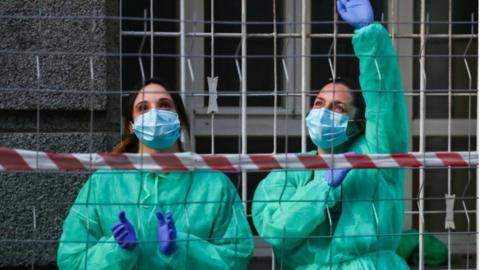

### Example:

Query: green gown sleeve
xmin=353 ymin=23 xmax=409 ymax=154
xmin=252 ymin=170 xmax=340 ymax=251
xmin=331 ymin=22 xmax=408 ymax=263
xmin=57 ymin=176 xmax=138 ymax=270
xmin=153 ymin=174 xmax=254 ymax=270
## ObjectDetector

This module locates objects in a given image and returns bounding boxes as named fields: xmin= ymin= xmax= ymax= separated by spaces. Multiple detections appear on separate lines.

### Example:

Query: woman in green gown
xmin=57 ymin=78 xmax=254 ymax=270
xmin=252 ymin=0 xmax=410 ymax=269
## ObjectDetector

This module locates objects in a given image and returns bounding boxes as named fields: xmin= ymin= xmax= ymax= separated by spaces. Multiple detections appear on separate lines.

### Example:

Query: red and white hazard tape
xmin=0 ymin=147 xmax=477 ymax=172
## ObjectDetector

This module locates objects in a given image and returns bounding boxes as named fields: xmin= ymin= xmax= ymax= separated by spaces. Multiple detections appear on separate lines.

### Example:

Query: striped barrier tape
xmin=0 ymin=147 xmax=477 ymax=172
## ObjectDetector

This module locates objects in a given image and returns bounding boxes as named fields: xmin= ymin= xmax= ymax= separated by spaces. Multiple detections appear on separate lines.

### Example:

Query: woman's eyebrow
xmin=332 ymin=100 xmax=346 ymax=106
xmin=156 ymin=98 xmax=174 ymax=104
xmin=134 ymin=101 xmax=148 ymax=108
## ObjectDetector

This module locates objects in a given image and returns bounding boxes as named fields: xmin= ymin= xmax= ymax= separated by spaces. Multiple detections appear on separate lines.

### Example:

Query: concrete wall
xmin=0 ymin=0 xmax=119 ymax=267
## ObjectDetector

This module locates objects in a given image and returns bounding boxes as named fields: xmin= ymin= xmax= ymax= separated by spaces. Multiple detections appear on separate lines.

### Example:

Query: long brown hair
xmin=112 ymin=78 xmax=190 ymax=153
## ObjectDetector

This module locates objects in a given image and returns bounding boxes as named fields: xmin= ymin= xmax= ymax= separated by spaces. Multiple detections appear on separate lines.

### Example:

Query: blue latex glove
xmin=111 ymin=211 xmax=138 ymax=250
xmin=324 ymin=168 xmax=351 ymax=188
xmin=156 ymin=211 xmax=177 ymax=255
xmin=336 ymin=0 xmax=374 ymax=29
xmin=324 ymin=152 xmax=353 ymax=188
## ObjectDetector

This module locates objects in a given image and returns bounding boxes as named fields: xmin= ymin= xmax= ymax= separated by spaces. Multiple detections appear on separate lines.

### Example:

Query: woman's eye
xmin=334 ymin=106 xmax=346 ymax=113
xmin=314 ymin=100 xmax=324 ymax=108
xmin=137 ymin=104 xmax=149 ymax=112
xmin=158 ymin=102 xmax=173 ymax=110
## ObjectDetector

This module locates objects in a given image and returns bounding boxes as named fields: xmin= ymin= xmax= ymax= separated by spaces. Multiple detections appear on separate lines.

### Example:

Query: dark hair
xmin=322 ymin=76 xmax=366 ymax=134
xmin=112 ymin=78 xmax=190 ymax=153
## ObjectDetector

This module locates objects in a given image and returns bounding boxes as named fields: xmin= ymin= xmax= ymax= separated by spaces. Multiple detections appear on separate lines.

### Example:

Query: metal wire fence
xmin=0 ymin=0 xmax=479 ymax=269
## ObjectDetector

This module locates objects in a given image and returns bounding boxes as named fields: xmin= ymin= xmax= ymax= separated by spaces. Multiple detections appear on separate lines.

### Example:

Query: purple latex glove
xmin=324 ymin=152 xmax=353 ymax=188
xmin=336 ymin=0 xmax=374 ymax=29
xmin=111 ymin=211 xmax=138 ymax=250
xmin=324 ymin=168 xmax=351 ymax=188
xmin=156 ymin=211 xmax=177 ymax=255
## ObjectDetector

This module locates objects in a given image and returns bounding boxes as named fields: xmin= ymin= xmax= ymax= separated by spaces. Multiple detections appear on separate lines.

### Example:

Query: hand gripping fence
xmin=0 ymin=147 xmax=476 ymax=172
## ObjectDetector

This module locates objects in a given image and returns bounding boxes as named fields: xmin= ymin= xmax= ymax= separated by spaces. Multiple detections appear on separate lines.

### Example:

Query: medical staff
xmin=252 ymin=0 xmax=410 ymax=269
xmin=57 ymin=78 xmax=254 ymax=270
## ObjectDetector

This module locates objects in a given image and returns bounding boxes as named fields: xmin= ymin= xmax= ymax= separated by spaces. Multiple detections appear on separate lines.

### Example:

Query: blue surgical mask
xmin=306 ymin=108 xmax=350 ymax=149
xmin=133 ymin=109 xmax=181 ymax=150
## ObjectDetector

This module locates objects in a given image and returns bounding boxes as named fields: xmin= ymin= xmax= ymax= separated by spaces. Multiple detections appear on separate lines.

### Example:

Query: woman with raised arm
xmin=252 ymin=0 xmax=410 ymax=269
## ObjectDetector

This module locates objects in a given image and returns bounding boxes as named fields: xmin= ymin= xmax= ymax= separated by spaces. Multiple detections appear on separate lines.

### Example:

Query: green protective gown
xmin=252 ymin=23 xmax=410 ymax=270
xmin=57 ymin=169 xmax=254 ymax=270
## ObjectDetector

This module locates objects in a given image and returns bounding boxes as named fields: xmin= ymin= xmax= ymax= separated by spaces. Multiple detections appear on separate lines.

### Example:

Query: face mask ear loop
xmin=129 ymin=121 xmax=134 ymax=134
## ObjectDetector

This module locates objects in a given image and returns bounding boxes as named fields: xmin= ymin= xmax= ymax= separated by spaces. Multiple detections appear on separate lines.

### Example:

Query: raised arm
xmin=353 ymin=23 xmax=409 ymax=154
xmin=338 ymin=0 xmax=409 ymax=154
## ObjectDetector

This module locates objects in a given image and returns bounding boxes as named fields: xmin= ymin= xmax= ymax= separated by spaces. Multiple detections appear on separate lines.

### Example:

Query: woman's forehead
xmin=317 ymin=83 xmax=353 ymax=103
xmin=135 ymin=83 xmax=172 ymax=103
